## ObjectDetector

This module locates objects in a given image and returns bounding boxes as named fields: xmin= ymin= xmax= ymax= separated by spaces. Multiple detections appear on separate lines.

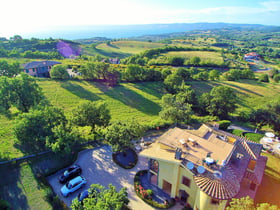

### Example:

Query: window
xmin=150 ymin=159 xmax=159 ymax=173
xmin=211 ymin=198 xmax=220 ymax=205
xmin=26 ymin=69 xmax=29 ymax=73
xmin=248 ymin=160 xmax=256 ymax=171
xmin=250 ymin=182 xmax=257 ymax=191
xmin=182 ymin=176 xmax=191 ymax=187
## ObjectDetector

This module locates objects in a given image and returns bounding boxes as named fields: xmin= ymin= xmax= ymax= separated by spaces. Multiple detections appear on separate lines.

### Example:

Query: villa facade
xmin=139 ymin=124 xmax=267 ymax=210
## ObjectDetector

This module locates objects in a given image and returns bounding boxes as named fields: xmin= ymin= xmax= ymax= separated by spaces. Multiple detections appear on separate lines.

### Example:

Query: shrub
xmin=50 ymin=64 xmax=70 ymax=80
xmin=258 ymin=74 xmax=269 ymax=82
xmin=0 ymin=199 xmax=10 ymax=210
xmin=217 ymin=120 xmax=231 ymax=130
xmin=273 ymin=74 xmax=280 ymax=83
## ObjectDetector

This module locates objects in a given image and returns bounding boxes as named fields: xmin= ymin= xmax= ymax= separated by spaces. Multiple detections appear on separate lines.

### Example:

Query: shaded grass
xmin=0 ymin=162 xmax=52 ymax=210
xmin=244 ymin=133 xmax=264 ymax=143
xmin=255 ymin=153 xmax=280 ymax=207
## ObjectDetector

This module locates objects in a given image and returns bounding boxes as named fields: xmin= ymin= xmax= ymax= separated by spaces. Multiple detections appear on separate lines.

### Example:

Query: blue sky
xmin=1 ymin=0 xmax=279 ymax=38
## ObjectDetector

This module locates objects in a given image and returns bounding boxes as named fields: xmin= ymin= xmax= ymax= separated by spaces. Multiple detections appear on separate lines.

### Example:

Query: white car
xmin=60 ymin=176 xmax=86 ymax=197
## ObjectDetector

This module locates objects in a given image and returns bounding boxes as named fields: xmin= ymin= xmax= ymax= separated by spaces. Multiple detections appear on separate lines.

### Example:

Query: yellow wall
xmin=194 ymin=191 xmax=227 ymax=210
xmin=176 ymin=166 xmax=198 ymax=206
xmin=157 ymin=159 xmax=180 ymax=197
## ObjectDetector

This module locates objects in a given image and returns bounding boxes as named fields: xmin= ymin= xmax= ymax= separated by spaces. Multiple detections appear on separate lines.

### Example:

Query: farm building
xmin=22 ymin=61 xmax=61 ymax=77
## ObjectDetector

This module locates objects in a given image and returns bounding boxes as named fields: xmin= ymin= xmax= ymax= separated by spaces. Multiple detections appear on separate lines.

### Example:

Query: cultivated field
xmin=82 ymin=40 xmax=166 ymax=58
xmin=164 ymin=51 xmax=223 ymax=63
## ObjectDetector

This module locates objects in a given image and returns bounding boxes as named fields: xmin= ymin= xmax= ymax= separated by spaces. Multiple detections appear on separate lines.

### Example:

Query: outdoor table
xmin=205 ymin=157 xmax=214 ymax=165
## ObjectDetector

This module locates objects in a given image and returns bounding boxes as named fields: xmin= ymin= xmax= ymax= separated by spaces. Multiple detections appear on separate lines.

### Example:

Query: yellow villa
xmin=139 ymin=124 xmax=267 ymax=210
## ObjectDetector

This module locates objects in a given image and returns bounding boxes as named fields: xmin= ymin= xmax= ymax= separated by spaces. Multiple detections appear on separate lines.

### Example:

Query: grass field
xmin=82 ymin=40 xmax=166 ymax=58
xmin=0 ymin=162 xmax=52 ymax=210
xmin=164 ymin=51 xmax=223 ymax=63
xmin=189 ymin=80 xmax=280 ymax=111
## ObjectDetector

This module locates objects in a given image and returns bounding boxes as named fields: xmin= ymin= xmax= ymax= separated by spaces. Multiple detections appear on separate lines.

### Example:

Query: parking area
xmin=47 ymin=145 xmax=155 ymax=209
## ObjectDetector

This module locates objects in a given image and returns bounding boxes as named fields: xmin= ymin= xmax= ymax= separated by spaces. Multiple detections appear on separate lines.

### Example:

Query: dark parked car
xmin=59 ymin=164 xmax=82 ymax=184
xmin=78 ymin=189 xmax=89 ymax=202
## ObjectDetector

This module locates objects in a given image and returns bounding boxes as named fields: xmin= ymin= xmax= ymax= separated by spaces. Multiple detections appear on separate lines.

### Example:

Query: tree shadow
xmin=131 ymin=82 xmax=164 ymax=99
xmin=60 ymin=81 xmax=101 ymax=101
xmin=14 ymin=141 xmax=46 ymax=155
xmin=219 ymin=80 xmax=263 ymax=97
xmin=0 ymin=164 xmax=28 ymax=210
xmin=95 ymin=83 xmax=162 ymax=115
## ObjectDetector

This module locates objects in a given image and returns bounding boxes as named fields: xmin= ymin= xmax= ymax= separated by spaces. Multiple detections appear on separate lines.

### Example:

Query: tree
xmin=174 ymin=67 xmax=192 ymax=80
xmin=123 ymin=64 xmax=145 ymax=82
xmin=163 ymin=73 xmax=184 ymax=94
xmin=161 ymin=68 xmax=172 ymax=79
xmin=273 ymin=74 xmax=280 ymax=83
xmin=105 ymin=120 xmax=145 ymax=153
xmin=11 ymin=73 xmax=44 ymax=112
xmin=159 ymin=94 xmax=193 ymax=124
xmin=227 ymin=196 xmax=278 ymax=210
xmin=169 ymin=56 xmax=185 ymax=66
xmin=0 ymin=76 xmax=13 ymax=111
xmin=46 ymin=123 xmax=80 ymax=155
xmin=0 ymin=60 xmax=21 ymax=77
xmin=71 ymin=184 xmax=129 ymax=210
xmin=50 ymin=64 xmax=70 ymax=79
xmin=71 ymin=100 xmax=111 ymax=132
xmin=14 ymin=106 xmax=67 ymax=151
xmin=189 ymin=56 xmax=201 ymax=66
xmin=209 ymin=70 xmax=220 ymax=80
xmin=258 ymin=74 xmax=269 ymax=82
xmin=207 ymin=86 xmax=237 ymax=119
xmin=194 ymin=71 xmax=209 ymax=81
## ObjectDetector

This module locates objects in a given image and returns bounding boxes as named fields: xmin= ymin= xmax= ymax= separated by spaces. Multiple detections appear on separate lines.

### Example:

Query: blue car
xmin=61 ymin=176 xmax=86 ymax=197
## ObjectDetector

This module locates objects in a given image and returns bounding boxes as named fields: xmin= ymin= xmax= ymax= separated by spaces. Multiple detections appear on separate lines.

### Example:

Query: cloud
xmin=261 ymin=1 xmax=280 ymax=11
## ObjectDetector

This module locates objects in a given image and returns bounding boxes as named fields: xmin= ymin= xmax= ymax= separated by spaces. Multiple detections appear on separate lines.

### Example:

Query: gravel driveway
xmin=47 ymin=145 xmax=155 ymax=210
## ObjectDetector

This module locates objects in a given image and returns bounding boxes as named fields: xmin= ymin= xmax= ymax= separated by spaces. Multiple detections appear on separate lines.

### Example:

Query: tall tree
xmin=14 ymin=106 xmax=67 ymax=152
xmin=0 ymin=76 xmax=13 ymax=111
xmin=71 ymin=184 xmax=129 ymax=210
xmin=105 ymin=120 xmax=145 ymax=153
xmin=207 ymin=86 xmax=237 ymax=119
xmin=11 ymin=73 xmax=44 ymax=112
xmin=159 ymin=93 xmax=193 ymax=124
xmin=71 ymin=100 xmax=111 ymax=132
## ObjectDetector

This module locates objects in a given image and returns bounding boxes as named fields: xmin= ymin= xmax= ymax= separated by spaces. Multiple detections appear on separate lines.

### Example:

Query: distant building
xmin=102 ymin=58 xmax=120 ymax=64
xmin=244 ymin=52 xmax=260 ymax=60
xmin=140 ymin=124 xmax=267 ymax=209
xmin=22 ymin=61 xmax=61 ymax=77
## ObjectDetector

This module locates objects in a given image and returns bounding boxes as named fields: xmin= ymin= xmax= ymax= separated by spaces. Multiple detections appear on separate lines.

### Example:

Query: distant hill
xmin=22 ymin=23 xmax=280 ymax=40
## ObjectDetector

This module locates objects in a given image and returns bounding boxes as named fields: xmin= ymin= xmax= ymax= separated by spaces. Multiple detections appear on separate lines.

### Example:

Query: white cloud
xmin=0 ymin=0 xmax=279 ymax=37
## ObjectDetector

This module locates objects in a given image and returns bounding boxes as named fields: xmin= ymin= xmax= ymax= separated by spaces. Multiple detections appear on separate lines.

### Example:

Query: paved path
xmin=47 ymin=145 xmax=156 ymax=209
xmin=228 ymin=124 xmax=256 ymax=133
